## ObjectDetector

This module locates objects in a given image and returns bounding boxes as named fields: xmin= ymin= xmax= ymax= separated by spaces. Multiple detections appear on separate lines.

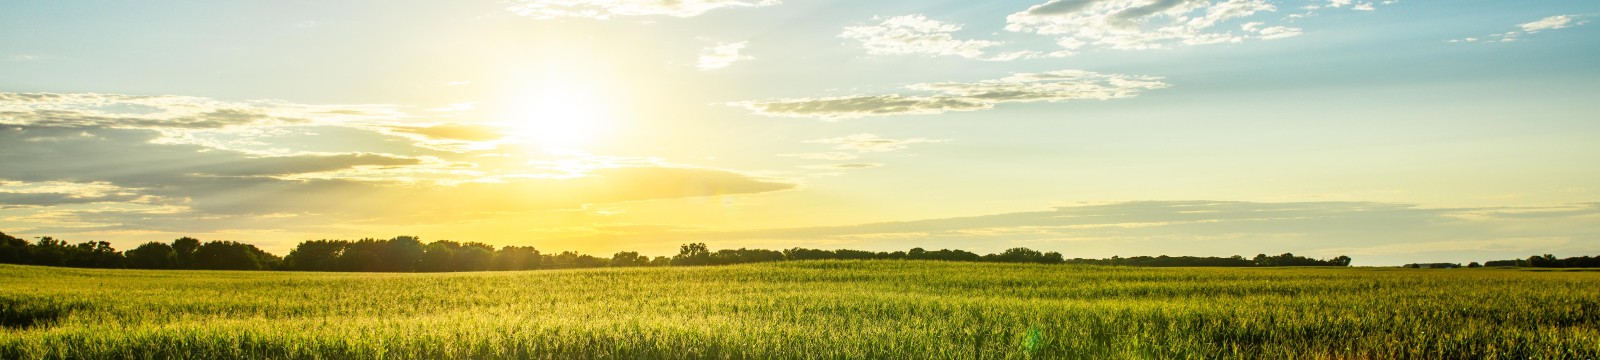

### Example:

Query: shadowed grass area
xmin=0 ymin=296 xmax=89 ymax=330
xmin=2 ymin=262 xmax=1598 ymax=359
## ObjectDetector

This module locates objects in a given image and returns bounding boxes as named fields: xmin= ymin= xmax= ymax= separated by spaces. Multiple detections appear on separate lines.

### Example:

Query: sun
xmin=506 ymin=89 xmax=611 ymax=151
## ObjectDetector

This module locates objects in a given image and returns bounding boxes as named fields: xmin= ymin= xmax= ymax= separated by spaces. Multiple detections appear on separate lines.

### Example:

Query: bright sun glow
xmin=507 ymin=90 xmax=610 ymax=151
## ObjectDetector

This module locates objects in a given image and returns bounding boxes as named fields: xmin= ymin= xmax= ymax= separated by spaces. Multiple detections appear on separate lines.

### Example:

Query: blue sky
xmin=1 ymin=0 xmax=1597 ymax=265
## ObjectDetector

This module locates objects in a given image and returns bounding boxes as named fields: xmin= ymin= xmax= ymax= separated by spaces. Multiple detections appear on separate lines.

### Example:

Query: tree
xmin=193 ymin=241 xmax=278 ymax=270
xmin=549 ymin=251 xmax=581 ymax=269
xmin=1529 ymin=254 xmax=1559 ymax=268
xmin=783 ymin=248 xmax=834 ymax=261
xmin=673 ymin=243 xmax=712 ymax=266
xmin=491 ymin=246 xmax=541 ymax=271
xmin=0 ymin=231 xmax=29 ymax=264
xmin=1484 ymin=259 xmax=1520 ymax=267
xmin=30 ymin=237 xmax=69 ymax=266
xmin=572 ymin=253 xmax=608 ymax=268
xmin=283 ymin=240 xmax=346 ymax=271
xmin=66 ymin=241 xmax=123 ymax=268
xmin=386 ymin=236 xmax=426 ymax=272
xmin=455 ymin=242 xmax=494 ymax=271
xmin=339 ymin=247 xmax=384 ymax=272
xmin=983 ymin=247 xmax=1061 ymax=264
xmin=711 ymin=248 xmax=783 ymax=265
xmin=172 ymin=237 xmax=201 ymax=269
xmin=611 ymin=251 xmax=648 ymax=267
xmin=418 ymin=241 xmax=460 ymax=272
xmin=1042 ymin=251 xmax=1064 ymax=264
xmin=125 ymin=242 xmax=176 ymax=269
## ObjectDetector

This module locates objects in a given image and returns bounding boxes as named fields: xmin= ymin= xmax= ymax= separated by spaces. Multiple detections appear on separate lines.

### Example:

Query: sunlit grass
xmin=3 ymin=262 xmax=1597 ymax=359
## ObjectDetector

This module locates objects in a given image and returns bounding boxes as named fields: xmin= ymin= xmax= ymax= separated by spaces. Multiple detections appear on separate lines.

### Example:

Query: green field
xmin=3 ymin=262 xmax=1598 ymax=359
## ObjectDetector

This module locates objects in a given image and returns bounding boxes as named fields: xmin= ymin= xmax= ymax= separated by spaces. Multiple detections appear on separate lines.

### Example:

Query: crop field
xmin=3 ymin=261 xmax=1598 ymax=359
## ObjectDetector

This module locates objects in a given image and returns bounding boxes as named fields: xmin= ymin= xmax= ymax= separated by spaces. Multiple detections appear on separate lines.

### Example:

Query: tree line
xmin=1482 ymin=254 xmax=1600 ymax=268
xmin=1059 ymin=253 xmax=1352 ymax=267
xmin=0 ymin=232 xmax=278 ymax=270
xmin=1 ymin=230 xmax=1357 ymax=272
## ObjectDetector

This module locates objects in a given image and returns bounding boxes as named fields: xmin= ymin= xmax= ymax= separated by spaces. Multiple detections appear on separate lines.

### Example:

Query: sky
xmin=1 ymin=0 xmax=1597 ymax=266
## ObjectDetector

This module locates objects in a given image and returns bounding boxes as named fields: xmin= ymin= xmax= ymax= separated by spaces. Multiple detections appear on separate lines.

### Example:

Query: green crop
xmin=3 ymin=262 xmax=1597 ymax=359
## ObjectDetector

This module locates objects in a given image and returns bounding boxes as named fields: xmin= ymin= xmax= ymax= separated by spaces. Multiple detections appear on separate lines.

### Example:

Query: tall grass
xmin=2 ymin=262 xmax=1597 ymax=359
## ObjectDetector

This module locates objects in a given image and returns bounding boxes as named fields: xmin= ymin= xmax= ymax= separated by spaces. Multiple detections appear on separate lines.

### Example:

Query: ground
xmin=3 ymin=261 xmax=1598 ymax=359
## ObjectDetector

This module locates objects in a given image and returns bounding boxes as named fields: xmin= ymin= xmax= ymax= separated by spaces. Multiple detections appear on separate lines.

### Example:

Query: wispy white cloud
xmin=1448 ymin=15 xmax=1588 ymax=43
xmin=1257 ymin=26 xmax=1303 ymax=40
xmin=840 ymin=15 xmax=1066 ymax=61
xmin=1003 ymin=0 xmax=1399 ymax=51
xmin=779 ymin=152 xmax=859 ymax=161
xmin=785 ymin=134 xmax=944 ymax=171
xmin=1521 ymin=14 xmax=1582 ymax=32
xmin=0 ymin=92 xmax=395 ymax=132
xmin=734 ymin=70 xmax=1167 ymax=120
xmin=807 ymin=134 xmax=946 ymax=153
xmin=504 ymin=0 xmax=780 ymax=20
xmin=697 ymin=41 xmax=751 ymax=70
xmin=801 ymin=163 xmax=882 ymax=170
xmin=0 ymin=92 xmax=526 ymax=154
xmin=0 ymin=181 xmax=150 ymax=208
xmin=1314 ymin=0 xmax=1393 ymax=11
xmin=1005 ymin=0 xmax=1295 ymax=51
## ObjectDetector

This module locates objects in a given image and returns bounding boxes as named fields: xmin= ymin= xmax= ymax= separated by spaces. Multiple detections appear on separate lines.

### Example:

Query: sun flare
xmin=506 ymin=90 xmax=610 ymax=151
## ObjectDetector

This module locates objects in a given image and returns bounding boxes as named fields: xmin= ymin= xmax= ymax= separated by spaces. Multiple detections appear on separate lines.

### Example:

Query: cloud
xmin=697 ymin=41 xmax=752 ymax=70
xmin=564 ymin=201 xmax=1600 ymax=266
xmin=736 ymin=70 xmax=1167 ymax=120
xmin=1310 ymin=0 xmax=1393 ymax=12
xmin=38 ymin=166 xmax=794 ymax=231
xmin=504 ymin=0 xmax=780 ymax=20
xmin=1324 ymin=0 xmax=1378 ymax=10
xmin=806 ymin=134 xmax=946 ymax=152
xmin=0 ymin=125 xmax=421 ymax=189
xmin=0 ymin=91 xmax=514 ymax=154
xmin=1257 ymin=26 xmax=1303 ymax=40
xmin=778 ymin=152 xmax=859 ymax=160
xmin=786 ymin=134 xmax=942 ymax=171
xmin=1006 ymin=0 xmax=1307 ymax=51
xmin=1449 ymin=15 xmax=1587 ymax=43
xmin=0 ymin=92 xmax=797 ymax=236
xmin=0 ymin=125 xmax=795 ymax=231
xmin=801 ymin=163 xmax=882 ymax=170
xmin=0 ymin=92 xmax=400 ymax=133
xmin=1521 ymin=15 xmax=1581 ymax=32
xmin=389 ymin=124 xmax=505 ymax=141
xmin=839 ymin=15 xmax=1064 ymax=61
xmin=0 ymin=181 xmax=147 ymax=208
xmin=192 ymin=153 xmax=423 ymax=177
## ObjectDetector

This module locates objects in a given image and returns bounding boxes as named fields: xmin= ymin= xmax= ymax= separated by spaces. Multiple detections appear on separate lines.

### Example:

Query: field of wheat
xmin=3 ymin=261 xmax=1598 ymax=359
